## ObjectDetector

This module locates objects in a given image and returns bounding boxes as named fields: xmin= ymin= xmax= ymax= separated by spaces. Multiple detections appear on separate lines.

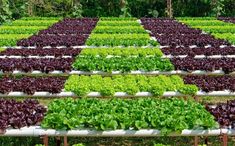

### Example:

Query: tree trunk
xmin=120 ymin=0 xmax=126 ymax=8
xmin=167 ymin=0 xmax=173 ymax=18
xmin=27 ymin=0 xmax=34 ymax=16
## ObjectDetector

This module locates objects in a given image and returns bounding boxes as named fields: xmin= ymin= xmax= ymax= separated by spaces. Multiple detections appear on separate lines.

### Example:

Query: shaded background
xmin=0 ymin=0 xmax=235 ymax=23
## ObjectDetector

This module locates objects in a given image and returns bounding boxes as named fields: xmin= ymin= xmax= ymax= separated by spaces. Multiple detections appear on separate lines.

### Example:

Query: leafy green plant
xmin=93 ymin=26 xmax=147 ymax=34
xmin=97 ymin=21 xmax=140 ymax=26
xmin=80 ymin=48 xmax=163 ymax=57
xmin=177 ymin=17 xmax=216 ymax=20
xmin=192 ymin=25 xmax=235 ymax=33
xmin=86 ymin=34 xmax=157 ymax=47
xmin=0 ymin=17 xmax=60 ymax=46
xmin=0 ymin=34 xmax=31 ymax=46
xmin=42 ymin=97 xmax=218 ymax=135
xmin=154 ymin=144 xmax=169 ymax=146
xmin=72 ymin=56 xmax=173 ymax=72
xmin=20 ymin=17 xmax=61 ymax=20
xmin=179 ymin=19 xmax=232 ymax=26
xmin=212 ymin=33 xmax=235 ymax=44
xmin=64 ymin=75 xmax=198 ymax=96
xmin=0 ymin=26 xmax=47 ymax=34
xmin=0 ymin=47 xmax=5 ymax=52
xmin=73 ymin=143 xmax=85 ymax=146
xmin=100 ymin=17 xmax=137 ymax=21
xmin=6 ymin=19 xmax=59 ymax=26
xmin=86 ymin=18 xmax=157 ymax=46
xmin=179 ymin=85 xmax=198 ymax=95
xmin=179 ymin=18 xmax=235 ymax=45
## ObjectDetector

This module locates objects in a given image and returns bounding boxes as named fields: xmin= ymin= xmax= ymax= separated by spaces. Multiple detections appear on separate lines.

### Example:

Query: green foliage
xmin=7 ymin=19 xmax=59 ymax=26
xmin=0 ymin=34 xmax=31 ymax=46
xmin=178 ymin=85 xmax=198 ymax=95
xmin=148 ymin=10 xmax=159 ymax=18
xmin=223 ymin=0 xmax=235 ymax=16
xmin=20 ymin=17 xmax=61 ymax=20
xmin=86 ymin=18 xmax=156 ymax=46
xmin=1 ymin=0 xmax=235 ymax=22
xmin=193 ymin=26 xmax=235 ymax=33
xmin=71 ymin=3 xmax=83 ymax=18
xmin=154 ymin=144 xmax=170 ymax=146
xmin=0 ymin=47 xmax=5 ymax=52
xmin=93 ymin=26 xmax=147 ymax=34
xmin=72 ymin=56 xmax=173 ymax=72
xmin=179 ymin=20 xmax=233 ymax=26
xmin=100 ymin=17 xmax=137 ymax=21
xmin=0 ymin=26 xmax=47 ymax=34
xmin=97 ymin=21 xmax=140 ymax=26
xmin=64 ymin=75 xmax=198 ymax=96
xmin=86 ymin=34 xmax=157 ymax=47
xmin=179 ymin=18 xmax=235 ymax=45
xmin=211 ymin=0 xmax=225 ymax=17
xmin=80 ymin=48 xmax=163 ymax=57
xmin=73 ymin=144 xmax=85 ymax=146
xmin=212 ymin=33 xmax=235 ymax=44
xmin=178 ymin=17 xmax=216 ymax=20
xmin=41 ymin=97 xmax=218 ymax=134
xmin=0 ymin=0 xmax=12 ymax=23
xmin=119 ymin=1 xmax=131 ymax=17
xmin=0 ymin=17 xmax=60 ymax=46
xmin=93 ymin=18 xmax=146 ymax=33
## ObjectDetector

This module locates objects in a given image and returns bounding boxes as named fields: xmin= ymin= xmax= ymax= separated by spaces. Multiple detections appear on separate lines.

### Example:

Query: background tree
xmin=0 ymin=0 xmax=12 ymax=23
xmin=167 ymin=0 xmax=173 ymax=18
xmin=0 ymin=0 xmax=234 ymax=23
xmin=211 ymin=0 xmax=225 ymax=17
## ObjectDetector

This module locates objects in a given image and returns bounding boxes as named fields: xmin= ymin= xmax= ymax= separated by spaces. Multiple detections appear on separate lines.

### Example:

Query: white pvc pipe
xmin=0 ymin=70 xmax=227 ymax=75
xmin=0 ymin=126 xmax=222 ymax=137
xmin=87 ymin=91 xmax=235 ymax=97
xmin=0 ymin=91 xmax=75 ymax=97
xmin=0 ymin=91 xmax=235 ymax=97
xmin=0 ymin=55 xmax=73 ymax=59
xmin=223 ymin=129 xmax=235 ymax=135
xmin=218 ymin=129 xmax=235 ymax=135
xmin=1 ymin=127 xmax=41 ymax=137
xmin=1 ymin=54 xmax=235 ymax=59
xmin=81 ymin=54 xmax=235 ymax=59
xmin=159 ymin=45 xmax=232 ymax=49
xmin=2 ymin=45 xmax=160 ymax=49
xmin=4 ymin=44 xmax=233 ymax=49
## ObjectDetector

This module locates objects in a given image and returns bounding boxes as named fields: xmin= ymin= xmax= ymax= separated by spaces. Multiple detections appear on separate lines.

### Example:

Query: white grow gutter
xmin=0 ymin=126 xmax=222 ymax=137
xmin=0 ymin=70 xmax=228 ymax=75
xmin=3 ymin=44 xmax=235 ymax=49
xmin=0 ymin=91 xmax=235 ymax=97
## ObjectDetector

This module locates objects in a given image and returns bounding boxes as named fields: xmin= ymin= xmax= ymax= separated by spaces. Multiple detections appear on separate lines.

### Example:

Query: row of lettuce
xmin=0 ymin=48 xmax=174 ymax=74
xmin=3 ymin=96 xmax=235 ymax=135
xmin=70 ymin=17 xmax=235 ymax=74
xmin=2 ymin=43 xmax=235 ymax=73
xmin=0 ymin=18 xmax=170 ymax=73
xmin=0 ymin=17 xmax=234 ymax=47
xmin=0 ymin=17 xmax=158 ymax=47
xmin=0 ymin=17 xmax=234 ymax=136
xmin=64 ymin=75 xmax=198 ymax=96
xmin=85 ymin=18 xmax=158 ymax=46
xmin=0 ymin=97 xmax=219 ymax=135
xmin=178 ymin=18 xmax=235 ymax=44
xmin=1 ymin=75 xmax=235 ymax=96
xmin=76 ymin=48 xmax=168 ymax=73
xmin=0 ymin=17 xmax=60 ymax=47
